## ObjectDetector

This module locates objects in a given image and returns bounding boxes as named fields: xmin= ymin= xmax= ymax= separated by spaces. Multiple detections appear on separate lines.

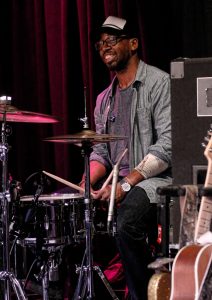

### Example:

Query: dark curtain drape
xmin=0 ymin=0 xmax=212 ymax=192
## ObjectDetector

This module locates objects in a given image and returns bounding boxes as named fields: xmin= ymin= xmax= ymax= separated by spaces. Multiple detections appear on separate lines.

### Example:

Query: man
xmin=80 ymin=16 xmax=172 ymax=300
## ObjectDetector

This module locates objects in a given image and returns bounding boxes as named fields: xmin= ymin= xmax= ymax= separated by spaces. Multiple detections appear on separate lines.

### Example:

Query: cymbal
xmin=0 ymin=104 xmax=59 ymax=123
xmin=44 ymin=129 xmax=127 ymax=144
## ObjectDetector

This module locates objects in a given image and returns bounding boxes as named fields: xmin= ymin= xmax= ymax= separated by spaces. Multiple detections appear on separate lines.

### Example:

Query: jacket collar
xmin=108 ymin=60 xmax=147 ymax=97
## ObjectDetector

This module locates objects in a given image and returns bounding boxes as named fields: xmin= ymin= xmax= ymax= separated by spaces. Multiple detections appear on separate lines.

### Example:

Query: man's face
xmin=95 ymin=33 xmax=136 ymax=71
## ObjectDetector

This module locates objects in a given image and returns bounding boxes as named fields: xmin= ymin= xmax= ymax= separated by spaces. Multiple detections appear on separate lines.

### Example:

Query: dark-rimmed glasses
xmin=95 ymin=36 xmax=127 ymax=51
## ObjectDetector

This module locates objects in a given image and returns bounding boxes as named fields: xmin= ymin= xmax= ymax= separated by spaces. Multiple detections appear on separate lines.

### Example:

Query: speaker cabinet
xmin=171 ymin=57 xmax=212 ymax=184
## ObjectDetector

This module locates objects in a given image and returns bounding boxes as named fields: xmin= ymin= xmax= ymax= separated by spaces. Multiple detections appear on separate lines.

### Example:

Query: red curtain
xmin=0 ymin=0 xmax=148 ymax=190
xmin=0 ymin=0 xmax=211 ymax=191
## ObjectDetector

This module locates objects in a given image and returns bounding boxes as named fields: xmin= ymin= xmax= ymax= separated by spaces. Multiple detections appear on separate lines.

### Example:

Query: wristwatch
xmin=119 ymin=178 xmax=132 ymax=192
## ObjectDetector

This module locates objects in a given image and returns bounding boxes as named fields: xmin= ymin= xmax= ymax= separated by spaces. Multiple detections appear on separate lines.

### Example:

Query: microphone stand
xmin=107 ymin=164 xmax=119 ymax=234
xmin=107 ymin=149 xmax=128 ymax=234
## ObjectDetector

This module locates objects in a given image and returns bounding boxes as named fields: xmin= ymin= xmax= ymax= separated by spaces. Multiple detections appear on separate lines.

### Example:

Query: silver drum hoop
xmin=20 ymin=193 xmax=83 ymax=204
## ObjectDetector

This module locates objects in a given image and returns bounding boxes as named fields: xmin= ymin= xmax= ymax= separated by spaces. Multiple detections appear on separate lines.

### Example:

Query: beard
xmin=102 ymin=49 xmax=132 ymax=72
xmin=106 ymin=58 xmax=129 ymax=71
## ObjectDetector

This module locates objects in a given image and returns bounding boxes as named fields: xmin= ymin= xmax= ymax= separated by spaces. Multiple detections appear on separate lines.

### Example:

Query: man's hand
xmin=92 ymin=183 xmax=126 ymax=204
xmin=78 ymin=179 xmax=96 ymax=195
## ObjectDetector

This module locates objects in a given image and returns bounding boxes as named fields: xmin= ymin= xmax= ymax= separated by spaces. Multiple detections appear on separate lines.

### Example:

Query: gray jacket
xmin=90 ymin=60 xmax=172 ymax=203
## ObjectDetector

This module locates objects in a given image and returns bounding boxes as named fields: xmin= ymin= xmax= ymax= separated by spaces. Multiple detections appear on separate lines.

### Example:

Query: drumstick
xmin=43 ymin=170 xmax=96 ymax=198
xmin=101 ymin=170 xmax=113 ymax=190
xmin=43 ymin=170 xmax=85 ymax=193
xmin=100 ymin=148 xmax=128 ymax=190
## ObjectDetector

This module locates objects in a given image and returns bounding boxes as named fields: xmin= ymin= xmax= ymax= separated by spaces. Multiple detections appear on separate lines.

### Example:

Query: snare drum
xmin=19 ymin=193 xmax=85 ymax=246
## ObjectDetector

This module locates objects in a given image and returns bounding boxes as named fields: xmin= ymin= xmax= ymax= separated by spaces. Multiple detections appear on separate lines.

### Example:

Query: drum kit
xmin=0 ymin=96 xmax=125 ymax=299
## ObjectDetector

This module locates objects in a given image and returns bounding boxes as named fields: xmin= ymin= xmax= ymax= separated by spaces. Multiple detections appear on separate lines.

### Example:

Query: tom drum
xmin=18 ymin=193 xmax=85 ymax=246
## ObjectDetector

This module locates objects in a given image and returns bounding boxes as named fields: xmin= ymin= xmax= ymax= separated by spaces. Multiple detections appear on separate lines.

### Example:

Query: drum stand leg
xmin=34 ymin=246 xmax=62 ymax=300
xmin=32 ymin=251 xmax=50 ymax=300
xmin=0 ymin=196 xmax=28 ymax=300
xmin=0 ymin=270 xmax=27 ymax=300
xmin=73 ymin=223 xmax=119 ymax=300
xmin=0 ymin=113 xmax=27 ymax=300
xmin=41 ymin=263 xmax=49 ymax=300
xmin=73 ymin=142 xmax=119 ymax=300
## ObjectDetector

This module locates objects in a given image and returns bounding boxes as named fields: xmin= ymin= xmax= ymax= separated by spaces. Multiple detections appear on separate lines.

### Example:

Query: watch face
xmin=121 ymin=181 xmax=131 ymax=192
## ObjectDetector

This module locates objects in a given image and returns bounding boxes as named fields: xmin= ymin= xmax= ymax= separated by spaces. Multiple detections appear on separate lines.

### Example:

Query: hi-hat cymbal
xmin=0 ymin=104 xmax=59 ymax=123
xmin=44 ymin=129 xmax=127 ymax=145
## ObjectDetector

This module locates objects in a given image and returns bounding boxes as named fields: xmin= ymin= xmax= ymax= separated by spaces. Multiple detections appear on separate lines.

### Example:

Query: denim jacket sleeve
xmin=148 ymin=74 xmax=171 ymax=165
xmin=130 ymin=62 xmax=172 ymax=170
xmin=131 ymin=62 xmax=172 ymax=202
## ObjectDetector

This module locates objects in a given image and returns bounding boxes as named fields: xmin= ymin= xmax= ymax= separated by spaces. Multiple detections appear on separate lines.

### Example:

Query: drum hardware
xmin=43 ymin=147 xmax=127 ymax=237
xmin=0 ymin=99 xmax=59 ymax=123
xmin=18 ymin=183 xmax=47 ymax=253
xmin=0 ymin=95 xmax=60 ymax=300
xmin=70 ymin=140 xmax=96 ymax=299
xmin=0 ymin=95 xmax=27 ymax=300
xmin=48 ymin=250 xmax=61 ymax=282
xmin=35 ymin=247 xmax=62 ymax=300
xmin=24 ymin=182 xmax=44 ymax=226
xmin=44 ymin=128 xmax=126 ymax=299
xmin=74 ymin=263 xmax=119 ymax=300
xmin=22 ymin=246 xmax=63 ymax=300
xmin=9 ymin=181 xmax=24 ymax=241
xmin=19 ymin=193 xmax=86 ymax=246
xmin=79 ymin=86 xmax=89 ymax=130
xmin=44 ymin=129 xmax=126 ymax=146
xmin=72 ymin=140 xmax=119 ymax=300
xmin=23 ymin=171 xmax=53 ymax=197
xmin=9 ymin=179 xmax=22 ymax=202
xmin=45 ymin=130 xmax=128 ymax=298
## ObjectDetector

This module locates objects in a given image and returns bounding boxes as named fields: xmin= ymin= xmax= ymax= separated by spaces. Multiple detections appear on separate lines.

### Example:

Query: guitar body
xmin=148 ymin=272 xmax=171 ymax=300
xmin=170 ymin=131 xmax=212 ymax=299
xmin=170 ymin=244 xmax=212 ymax=300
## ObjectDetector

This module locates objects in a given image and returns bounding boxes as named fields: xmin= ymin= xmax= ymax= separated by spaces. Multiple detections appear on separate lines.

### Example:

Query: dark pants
xmin=116 ymin=187 xmax=157 ymax=300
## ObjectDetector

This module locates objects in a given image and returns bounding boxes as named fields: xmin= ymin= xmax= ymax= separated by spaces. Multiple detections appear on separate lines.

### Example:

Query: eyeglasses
xmin=95 ymin=36 xmax=127 ymax=51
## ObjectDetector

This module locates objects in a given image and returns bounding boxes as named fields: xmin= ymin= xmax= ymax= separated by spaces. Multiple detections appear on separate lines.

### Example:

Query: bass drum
xmin=18 ymin=193 xmax=85 ymax=246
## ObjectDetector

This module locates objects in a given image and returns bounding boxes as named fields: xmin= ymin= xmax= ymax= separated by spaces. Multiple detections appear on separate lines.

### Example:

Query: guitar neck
xmin=194 ymin=160 xmax=212 ymax=241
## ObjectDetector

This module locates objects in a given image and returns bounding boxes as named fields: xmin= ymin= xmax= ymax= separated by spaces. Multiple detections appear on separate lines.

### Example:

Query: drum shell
xmin=18 ymin=193 xmax=85 ymax=246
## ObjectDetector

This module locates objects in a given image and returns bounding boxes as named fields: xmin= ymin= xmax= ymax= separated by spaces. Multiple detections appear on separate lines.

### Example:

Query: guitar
xmin=170 ymin=243 xmax=212 ymax=300
xmin=194 ymin=132 xmax=212 ymax=241
xmin=147 ymin=271 xmax=171 ymax=300
xmin=170 ymin=131 xmax=212 ymax=300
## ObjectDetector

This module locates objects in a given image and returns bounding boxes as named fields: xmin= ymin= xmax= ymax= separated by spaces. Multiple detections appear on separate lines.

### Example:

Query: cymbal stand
xmin=73 ymin=141 xmax=119 ymax=300
xmin=73 ymin=141 xmax=94 ymax=299
xmin=0 ymin=108 xmax=27 ymax=300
